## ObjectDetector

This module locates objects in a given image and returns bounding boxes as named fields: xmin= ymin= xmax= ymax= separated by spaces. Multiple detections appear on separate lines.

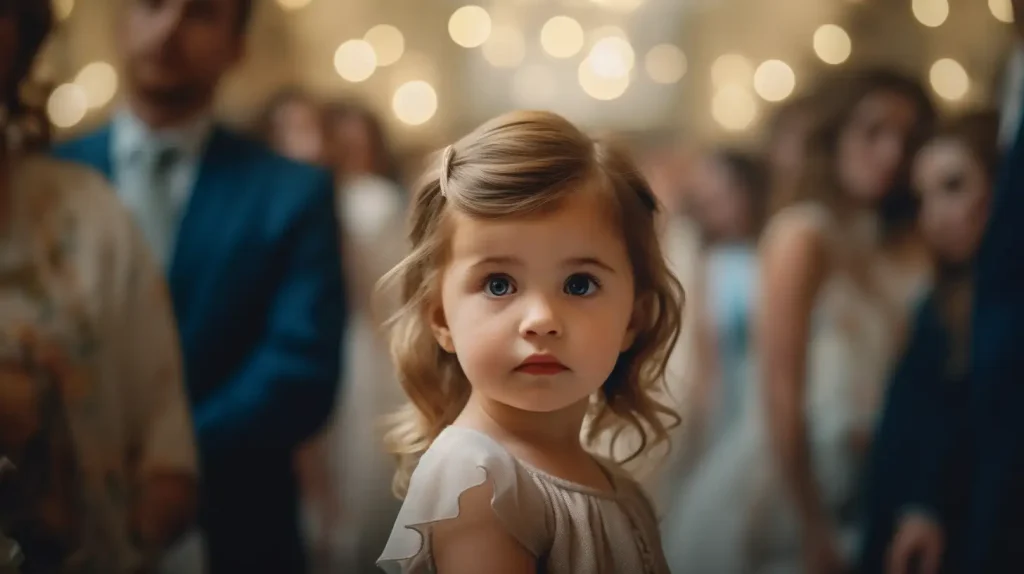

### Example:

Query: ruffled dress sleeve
xmin=377 ymin=426 xmax=550 ymax=573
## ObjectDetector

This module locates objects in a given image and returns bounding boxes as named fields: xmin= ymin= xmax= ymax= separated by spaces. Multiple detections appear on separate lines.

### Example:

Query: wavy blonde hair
xmin=379 ymin=110 xmax=684 ymax=497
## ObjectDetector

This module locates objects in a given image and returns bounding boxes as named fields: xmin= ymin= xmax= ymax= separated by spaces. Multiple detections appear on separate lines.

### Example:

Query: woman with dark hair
xmin=663 ymin=68 xmax=937 ymax=574
xmin=678 ymin=149 xmax=769 ymax=445
xmin=859 ymin=111 xmax=1001 ymax=574
xmin=765 ymin=94 xmax=816 ymax=214
xmin=0 ymin=3 xmax=197 ymax=573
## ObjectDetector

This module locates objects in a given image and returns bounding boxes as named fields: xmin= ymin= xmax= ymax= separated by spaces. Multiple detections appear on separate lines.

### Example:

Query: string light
xmin=711 ymin=54 xmax=753 ymax=88
xmin=449 ymin=6 xmax=492 ymax=48
xmin=277 ymin=0 xmax=312 ymax=10
xmin=364 ymin=25 xmax=405 ymax=67
xmin=540 ymin=16 xmax=584 ymax=59
xmin=334 ymin=40 xmax=377 ymax=83
xmin=753 ymin=60 xmax=795 ymax=102
xmin=912 ymin=0 xmax=949 ymax=27
xmin=578 ymin=59 xmax=630 ymax=101
xmin=393 ymin=81 xmax=438 ymax=126
xmin=989 ymin=0 xmax=1015 ymax=22
xmin=75 ymin=62 xmax=118 ymax=110
xmin=645 ymin=44 xmax=687 ymax=85
xmin=930 ymin=58 xmax=969 ymax=101
xmin=47 ymin=84 xmax=88 ymax=129
xmin=712 ymin=85 xmax=757 ymax=131
xmin=813 ymin=24 xmax=851 ymax=65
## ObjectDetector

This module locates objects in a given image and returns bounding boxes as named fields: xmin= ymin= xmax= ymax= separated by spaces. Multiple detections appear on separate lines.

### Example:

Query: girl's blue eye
xmin=564 ymin=273 xmax=599 ymax=297
xmin=485 ymin=275 xmax=516 ymax=297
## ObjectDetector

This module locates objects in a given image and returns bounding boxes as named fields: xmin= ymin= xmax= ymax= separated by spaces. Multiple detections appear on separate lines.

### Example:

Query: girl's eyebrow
xmin=468 ymin=255 xmax=522 ymax=271
xmin=564 ymin=257 xmax=617 ymax=274
xmin=467 ymin=255 xmax=617 ymax=274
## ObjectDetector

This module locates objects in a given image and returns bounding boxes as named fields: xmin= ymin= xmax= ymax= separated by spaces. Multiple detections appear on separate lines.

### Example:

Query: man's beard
xmin=129 ymin=67 xmax=212 ymax=111
xmin=139 ymin=83 xmax=208 ymax=108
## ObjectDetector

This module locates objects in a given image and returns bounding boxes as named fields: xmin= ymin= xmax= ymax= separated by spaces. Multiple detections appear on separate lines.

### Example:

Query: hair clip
xmin=439 ymin=145 xmax=455 ymax=198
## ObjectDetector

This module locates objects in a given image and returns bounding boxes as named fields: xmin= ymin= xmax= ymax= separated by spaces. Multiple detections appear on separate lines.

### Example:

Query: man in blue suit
xmin=54 ymin=0 xmax=344 ymax=572
xmin=887 ymin=2 xmax=1024 ymax=572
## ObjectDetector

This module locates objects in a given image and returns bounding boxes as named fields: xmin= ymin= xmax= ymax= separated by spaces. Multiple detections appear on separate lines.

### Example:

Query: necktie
xmin=133 ymin=143 xmax=179 ymax=267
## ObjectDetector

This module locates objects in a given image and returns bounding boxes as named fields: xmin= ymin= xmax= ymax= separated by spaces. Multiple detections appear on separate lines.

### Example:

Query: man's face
xmin=120 ymin=0 xmax=244 ymax=103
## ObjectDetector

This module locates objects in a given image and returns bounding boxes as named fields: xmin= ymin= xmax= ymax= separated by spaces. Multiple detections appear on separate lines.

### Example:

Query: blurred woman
xmin=685 ymin=150 xmax=769 ymax=447
xmin=859 ymin=111 xmax=1000 ymax=574
xmin=656 ymin=149 xmax=768 ymax=536
xmin=258 ymin=88 xmax=326 ymax=165
xmin=0 ymin=2 xmax=197 ymax=573
xmin=322 ymin=101 xmax=406 ymax=574
xmin=663 ymin=68 xmax=936 ymax=574
xmin=765 ymin=95 xmax=815 ymax=214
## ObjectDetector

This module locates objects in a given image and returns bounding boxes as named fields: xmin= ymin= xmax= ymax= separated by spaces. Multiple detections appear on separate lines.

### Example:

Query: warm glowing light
xmin=989 ymin=0 xmax=1015 ymax=22
xmin=753 ymin=59 xmax=795 ymax=102
xmin=590 ymin=0 xmax=645 ymax=13
xmin=75 ymin=61 xmax=119 ymax=110
xmin=712 ymin=85 xmax=757 ymax=131
xmin=578 ymin=59 xmax=630 ymax=101
xmin=645 ymin=44 xmax=687 ymax=84
xmin=540 ymin=16 xmax=584 ymax=59
xmin=912 ymin=0 xmax=949 ymax=27
xmin=334 ymin=40 xmax=377 ymax=82
xmin=711 ymin=54 xmax=753 ymax=88
xmin=813 ymin=24 xmax=852 ymax=65
xmin=392 ymin=81 xmax=438 ymax=126
xmin=47 ymin=84 xmax=88 ymax=129
xmin=930 ymin=58 xmax=969 ymax=101
xmin=588 ymin=26 xmax=628 ymax=44
xmin=448 ymin=5 xmax=492 ymax=48
xmin=587 ymin=37 xmax=635 ymax=79
xmin=482 ymin=26 xmax=526 ymax=68
xmin=364 ymin=25 xmax=405 ymax=67
xmin=54 ymin=0 xmax=74 ymax=21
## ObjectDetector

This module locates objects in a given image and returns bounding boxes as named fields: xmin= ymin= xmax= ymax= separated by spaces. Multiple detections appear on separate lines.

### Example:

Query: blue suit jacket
xmin=55 ymin=125 xmax=345 ymax=572
xmin=859 ymin=294 xmax=971 ymax=574
xmin=906 ymin=112 xmax=1024 ymax=572
xmin=960 ymin=107 xmax=1024 ymax=571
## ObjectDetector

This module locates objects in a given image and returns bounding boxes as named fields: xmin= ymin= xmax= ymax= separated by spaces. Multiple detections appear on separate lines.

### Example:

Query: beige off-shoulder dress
xmin=378 ymin=426 xmax=670 ymax=574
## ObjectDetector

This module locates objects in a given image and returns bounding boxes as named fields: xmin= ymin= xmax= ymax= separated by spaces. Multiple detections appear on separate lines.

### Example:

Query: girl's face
xmin=432 ymin=189 xmax=638 ymax=414
xmin=914 ymin=138 xmax=991 ymax=266
xmin=837 ymin=90 xmax=921 ymax=204
xmin=689 ymin=156 xmax=754 ymax=243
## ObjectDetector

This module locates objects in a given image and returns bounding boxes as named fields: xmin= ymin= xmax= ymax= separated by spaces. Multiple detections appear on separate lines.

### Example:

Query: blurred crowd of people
xmin=0 ymin=0 xmax=1023 ymax=573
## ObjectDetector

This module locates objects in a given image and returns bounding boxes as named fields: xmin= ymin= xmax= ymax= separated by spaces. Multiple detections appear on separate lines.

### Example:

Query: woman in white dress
xmin=322 ymin=102 xmax=407 ymax=574
xmin=662 ymin=69 xmax=936 ymax=574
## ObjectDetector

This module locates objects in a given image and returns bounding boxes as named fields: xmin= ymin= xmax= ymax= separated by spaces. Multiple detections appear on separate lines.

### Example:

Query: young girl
xmin=375 ymin=110 xmax=683 ymax=574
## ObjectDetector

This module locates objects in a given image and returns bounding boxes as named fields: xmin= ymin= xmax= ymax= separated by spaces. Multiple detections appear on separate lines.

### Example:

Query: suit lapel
xmin=83 ymin=125 xmax=115 ymax=181
xmin=168 ymin=126 xmax=239 ymax=310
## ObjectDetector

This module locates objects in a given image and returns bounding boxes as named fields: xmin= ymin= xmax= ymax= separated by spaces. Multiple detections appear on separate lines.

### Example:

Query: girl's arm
xmin=432 ymin=479 xmax=537 ymax=574
xmin=757 ymin=217 xmax=832 ymax=538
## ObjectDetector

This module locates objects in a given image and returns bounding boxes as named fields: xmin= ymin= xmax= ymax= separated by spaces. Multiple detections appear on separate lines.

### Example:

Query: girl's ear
xmin=620 ymin=295 xmax=646 ymax=352
xmin=429 ymin=301 xmax=456 ymax=353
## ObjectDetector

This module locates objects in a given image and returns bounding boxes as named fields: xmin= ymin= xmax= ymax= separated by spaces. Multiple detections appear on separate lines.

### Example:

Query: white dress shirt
xmin=110 ymin=109 xmax=213 ymax=266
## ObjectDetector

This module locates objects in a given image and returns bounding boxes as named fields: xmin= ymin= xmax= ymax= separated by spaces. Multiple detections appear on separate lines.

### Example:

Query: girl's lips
xmin=515 ymin=354 xmax=568 ymax=375
xmin=515 ymin=363 xmax=568 ymax=375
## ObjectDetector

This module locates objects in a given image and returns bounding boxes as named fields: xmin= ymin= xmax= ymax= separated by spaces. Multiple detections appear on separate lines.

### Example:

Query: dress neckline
xmin=441 ymin=425 xmax=622 ymax=499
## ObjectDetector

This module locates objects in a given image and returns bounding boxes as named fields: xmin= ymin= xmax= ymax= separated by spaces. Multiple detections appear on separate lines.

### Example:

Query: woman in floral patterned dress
xmin=0 ymin=2 xmax=198 ymax=573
